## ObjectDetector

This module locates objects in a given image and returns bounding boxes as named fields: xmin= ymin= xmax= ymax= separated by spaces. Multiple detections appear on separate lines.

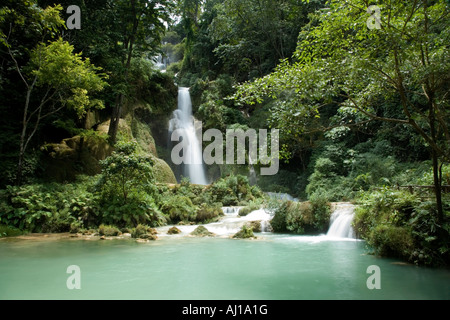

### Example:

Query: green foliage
xmin=238 ymin=203 xmax=261 ymax=217
xmin=268 ymin=197 xmax=331 ymax=234
xmin=195 ymin=203 xmax=222 ymax=223
xmin=0 ymin=224 xmax=23 ymax=237
xmin=30 ymin=38 xmax=107 ymax=118
xmin=0 ymin=176 xmax=99 ymax=232
xmin=354 ymin=187 xmax=450 ymax=266
xmin=160 ymin=194 xmax=197 ymax=223
xmin=96 ymin=141 xmax=166 ymax=227
xmin=232 ymin=225 xmax=255 ymax=239
xmin=370 ymin=224 xmax=414 ymax=260
xmin=206 ymin=174 xmax=262 ymax=206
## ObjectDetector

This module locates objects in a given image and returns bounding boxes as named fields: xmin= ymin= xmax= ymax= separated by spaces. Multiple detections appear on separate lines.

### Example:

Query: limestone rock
xmin=167 ymin=226 xmax=182 ymax=234
xmin=190 ymin=226 xmax=215 ymax=237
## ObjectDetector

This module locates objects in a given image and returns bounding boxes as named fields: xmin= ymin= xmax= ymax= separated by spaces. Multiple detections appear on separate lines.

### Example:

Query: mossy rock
xmin=131 ymin=224 xmax=157 ymax=238
xmin=233 ymin=225 xmax=256 ymax=239
xmin=151 ymin=155 xmax=177 ymax=184
xmin=190 ymin=226 xmax=215 ymax=237
xmin=246 ymin=221 xmax=261 ymax=233
xmin=41 ymin=134 xmax=113 ymax=181
xmin=98 ymin=224 xmax=121 ymax=237
xmin=139 ymin=233 xmax=158 ymax=240
xmin=167 ymin=226 xmax=182 ymax=234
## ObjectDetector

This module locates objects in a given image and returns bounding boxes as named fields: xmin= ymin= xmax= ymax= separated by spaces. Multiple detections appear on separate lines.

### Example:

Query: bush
xmin=370 ymin=224 xmax=414 ymax=259
xmin=195 ymin=203 xmax=222 ymax=223
xmin=205 ymin=174 xmax=263 ymax=206
xmin=160 ymin=194 xmax=197 ymax=223
xmin=268 ymin=198 xmax=330 ymax=234
xmin=0 ymin=177 xmax=99 ymax=232
xmin=354 ymin=187 xmax=450 ymax=267
xmin=96 ymin=141 xmax=165 ymax=227
xmin=238 ymin=203 xmax=261 ymax=216
xmin=0 ymin=224 xmax=23 ymax=237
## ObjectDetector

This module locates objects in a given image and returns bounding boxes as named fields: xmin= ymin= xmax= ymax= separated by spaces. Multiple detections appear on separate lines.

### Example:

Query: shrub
xmin=0 ymin=177 xmax=99 ymax=232
xmin=0 ymin=224 xmax=23 ymax=237
xmin=238 ymin=203 xmax=261 ymax=216
xmin=160 ymin=194 xmax=197 ymax=223
xmin=96 ymin=141 xmax=165 ymax=227
xmin=205 ymin=174 xmax=263 ymax=206
xmin=268 ymin=199 xmax=331 ymax=234
xmin=194 ymin=203 xmax=222 ymax=223
xmin=370 ymin=224 xmax=414 ymax=259
xmin=355 ymin=187 xmax=450 ymax=266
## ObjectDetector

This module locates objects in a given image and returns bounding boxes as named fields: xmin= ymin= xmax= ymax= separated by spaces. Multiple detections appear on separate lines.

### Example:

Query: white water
xmin=157 ymin=203 xmax=357 ymax=240
xmin=169 ymin=87 xmax=208 ymax=185
xmin=157 ymin=206 xmax=272 ymax=237
xmin=326 ymin=203 xmax=356 ymax=239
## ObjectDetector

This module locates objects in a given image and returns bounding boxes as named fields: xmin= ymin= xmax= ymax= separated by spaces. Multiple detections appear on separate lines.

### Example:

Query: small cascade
xmin=221 ymin=207 xmax=242 ymax=216
xmin=326 ymin=203 xmax=356 ymax=239
xmin=260 ymin=220 xmax=268 ymax=233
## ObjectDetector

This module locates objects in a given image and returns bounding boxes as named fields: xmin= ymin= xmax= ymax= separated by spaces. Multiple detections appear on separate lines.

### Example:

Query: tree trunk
xmin=107 ymin=0 xmax=138 ymax=145
xmin=429 ymin=95 xmax=444 ymax=224
xmin=107 ymin=94 xmax=124 ymax=145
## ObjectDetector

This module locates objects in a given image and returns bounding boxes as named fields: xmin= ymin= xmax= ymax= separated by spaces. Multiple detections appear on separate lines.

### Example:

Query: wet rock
xmin=246 ymin=221 xmax=261 ymax=232
xmin=167 ymin=226 xmax=182 ymax=234
xmin=139 ymin=233 xmax=157 ymax=240
xmin=190 ymin=226 xmax=215 ymax=237
xmin=233 ymin=225 xmax=256 ymax=239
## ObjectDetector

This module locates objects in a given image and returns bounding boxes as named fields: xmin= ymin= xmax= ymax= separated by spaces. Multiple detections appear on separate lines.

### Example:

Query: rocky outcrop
xmin=232 ymin=225 xmax=256 ymax=239
xmin=190 ymin=226 xmax=215 ymax=237
xmin=41 ymin=116 xmax=177 ymax=184
xmin=167 ymin=226 xmax=182 ymax=234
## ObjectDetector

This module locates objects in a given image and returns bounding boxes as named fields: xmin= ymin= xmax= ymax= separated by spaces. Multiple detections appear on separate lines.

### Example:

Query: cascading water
xmin=169 ymin=87 xmax=208 ymax=185
xmin=326 ymin=203 xmax=356 ymax=238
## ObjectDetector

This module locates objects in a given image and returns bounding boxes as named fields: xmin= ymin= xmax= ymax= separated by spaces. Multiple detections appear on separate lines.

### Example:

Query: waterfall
xmin=169 ymin=87 xmax=209 ymax=185
xmin=326 ymin=203 xmax=356 ymax=238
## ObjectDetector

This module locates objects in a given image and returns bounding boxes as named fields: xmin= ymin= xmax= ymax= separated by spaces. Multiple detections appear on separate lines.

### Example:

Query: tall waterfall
xmin=169 ymin=87 xmax=208 ymax=185
xmin=326 ymin=203 xmax=356 ymax=238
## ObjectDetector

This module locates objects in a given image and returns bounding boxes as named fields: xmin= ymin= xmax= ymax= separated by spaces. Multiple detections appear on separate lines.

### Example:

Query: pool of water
xmin=1 ymin=233 xmax=449 ymax=300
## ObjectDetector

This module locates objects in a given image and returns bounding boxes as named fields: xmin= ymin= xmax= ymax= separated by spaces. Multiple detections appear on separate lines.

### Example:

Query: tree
xmin=107 ymin=0 xmax=172 ymax=145
xmin=1 ymin=3 xmax=107 ymax=184
xmin=233 ymin=0 xmax=449 ymax=221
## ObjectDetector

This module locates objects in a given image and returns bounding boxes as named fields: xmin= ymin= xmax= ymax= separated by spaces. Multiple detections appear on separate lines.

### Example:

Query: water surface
xmin=0 ymin=234 xmax=448 ymax=300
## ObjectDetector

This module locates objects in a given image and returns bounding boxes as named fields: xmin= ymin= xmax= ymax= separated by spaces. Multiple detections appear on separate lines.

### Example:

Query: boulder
xmin=190 ymin=226 xmax=215 ymax=237
xmin=232 ymin=225 xmax=256 ymax=239
xmin=167 ymin=226 xmax=182 ymax=234
xmin=139 ymin=233 xmax=157 ymax=240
